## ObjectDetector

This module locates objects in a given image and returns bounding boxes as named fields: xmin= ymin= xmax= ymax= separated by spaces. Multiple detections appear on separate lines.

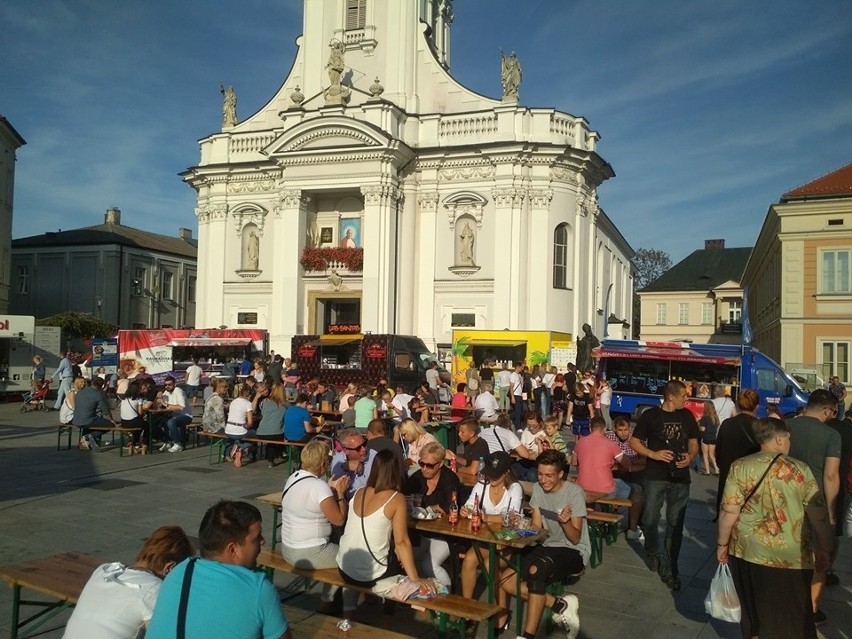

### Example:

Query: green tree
xmin=36 ymin=312 xmax=117 ymax=342
xmin=631 ymin=248 xmax=673 ymax=339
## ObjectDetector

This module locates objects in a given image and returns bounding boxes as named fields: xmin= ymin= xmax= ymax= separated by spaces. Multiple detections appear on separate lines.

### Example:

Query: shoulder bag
xmin=742 ymin=453 xmax=781 ymax=508
xmin=176 ymin=557 xmax=198 ymax=639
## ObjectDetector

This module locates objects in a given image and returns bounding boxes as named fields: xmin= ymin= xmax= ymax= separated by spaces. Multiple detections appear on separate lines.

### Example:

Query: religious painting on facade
xmin=339 ymin=218 xmax=361 ymax=248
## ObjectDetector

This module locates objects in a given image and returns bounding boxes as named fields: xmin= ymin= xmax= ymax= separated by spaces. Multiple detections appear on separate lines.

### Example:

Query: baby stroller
xmin=21 ymin=381 xmax=51 ymax=413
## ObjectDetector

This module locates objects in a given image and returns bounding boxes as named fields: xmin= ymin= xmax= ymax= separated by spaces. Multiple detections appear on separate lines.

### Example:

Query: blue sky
xmin=3 ymin=0 xmax=851 ymax=263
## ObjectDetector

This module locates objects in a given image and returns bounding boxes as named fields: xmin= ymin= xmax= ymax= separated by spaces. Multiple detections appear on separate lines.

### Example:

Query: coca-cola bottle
xmin=448 ymin=491 xmax=459 ymax=526
xmin=471 ymin=494 xmax=482 ymax=532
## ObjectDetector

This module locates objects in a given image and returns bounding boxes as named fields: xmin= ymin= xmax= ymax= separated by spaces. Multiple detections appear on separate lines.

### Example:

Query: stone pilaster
xmin=361 ymin=184 xmax=402 ymax=333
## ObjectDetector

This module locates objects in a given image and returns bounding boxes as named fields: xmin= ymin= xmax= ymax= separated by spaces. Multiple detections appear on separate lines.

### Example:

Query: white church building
xmin=183 ymin=0 xmax=634 ymax=355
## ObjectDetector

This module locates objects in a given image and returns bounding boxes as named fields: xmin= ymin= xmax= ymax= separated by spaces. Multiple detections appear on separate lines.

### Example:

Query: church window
xmin=553 ymin=224 xmax=569 ymax=289
xmin=346 ymin=0 xmax=367 ymax=30
xmin=161 ymin=271 xmax=174 ymax=301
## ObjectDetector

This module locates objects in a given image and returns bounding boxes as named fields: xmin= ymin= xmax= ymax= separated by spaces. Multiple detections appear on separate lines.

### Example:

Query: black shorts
xmin=518 ymin=545 xmax=584 ymax=594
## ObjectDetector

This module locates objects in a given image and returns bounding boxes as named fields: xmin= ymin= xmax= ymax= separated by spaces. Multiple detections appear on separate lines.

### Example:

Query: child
xmin=551 ymin=374 xmax=567 ymax=426
xmin=542 ymin=415 xmax=568 ymax=455
xmin=341 ymin=395 xmax=357 ymax=428
xmin=567 ymin=383 xmax=594 ymax=437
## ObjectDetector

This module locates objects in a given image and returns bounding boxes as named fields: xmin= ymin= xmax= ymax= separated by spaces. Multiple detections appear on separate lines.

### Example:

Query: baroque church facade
xmin=184 ymin=0 xmax=634 ymax=354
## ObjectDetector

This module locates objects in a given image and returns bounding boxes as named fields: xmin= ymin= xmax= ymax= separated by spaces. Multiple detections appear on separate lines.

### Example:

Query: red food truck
xmin=291 ymin=334 xmax=442 ymax=391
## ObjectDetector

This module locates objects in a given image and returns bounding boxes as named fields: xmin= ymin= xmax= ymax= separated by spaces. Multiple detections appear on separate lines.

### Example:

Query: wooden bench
xmin=293 ymin=612 xmax=412 ymax=638
xmin=55 ymin=424 xmax=142 ymax=457
xmin=204 ymin=432 xmax=308 ymax=471
xmin=586 ymin=509 xmax=621 ymax=568
xmin=256 ymin=548 xmax=502 ymax=638
xmin=0 ymin=551 xmax=103 ymax=639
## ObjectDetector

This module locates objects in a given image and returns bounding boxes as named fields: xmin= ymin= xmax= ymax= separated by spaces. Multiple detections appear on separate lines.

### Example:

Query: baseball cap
xmin=482 ymin=451 xmax=512 ymax=479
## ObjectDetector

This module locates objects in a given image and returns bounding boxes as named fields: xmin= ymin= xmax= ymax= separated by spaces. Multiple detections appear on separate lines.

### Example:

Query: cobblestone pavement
xmin=0 ymin=401 xmax=848 ymax=638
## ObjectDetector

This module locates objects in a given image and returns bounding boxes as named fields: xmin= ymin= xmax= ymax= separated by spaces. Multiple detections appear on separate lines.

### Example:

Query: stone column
xmin=396 ymin=182 xmax=419 ymax=335
xmin=414 ymin=190 xmax=439 ymax=339
xmin=273 ymin=189 xmax=309 ymax=341
xmin=361 ymin=184 xmax=401 ymax=333
xmin=196 ymin=203 xmax=228 ymax=328
xmin=491 ymin=187 xmax=525 ymax=329
xmin=526 ymin=189 xmax=553 ymax=329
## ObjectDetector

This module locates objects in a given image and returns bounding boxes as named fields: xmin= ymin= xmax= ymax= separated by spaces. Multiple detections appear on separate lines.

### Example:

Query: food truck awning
xmin=169 ymin=338 xmax=252 ymax=347
xmin=304 ymin=335 xmax=364 ymax=347
xmin=465 ymin=339 xmax=526 ymax=347
xmin=593 ymin=346 xmax=739 ymax=366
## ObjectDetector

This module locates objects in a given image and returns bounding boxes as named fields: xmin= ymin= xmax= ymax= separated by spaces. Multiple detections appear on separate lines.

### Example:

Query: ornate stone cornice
xmin=197 ymin=204 xmax=228 ymax=223
xmin=227 ymin=179 xmax=276 ymax=193
xmin=273 ymin=150 xmax=395 ymax=167
xmin=529 ymin=189 xmax=553 ymax=209
xmin=550 ymin=165 xmax=578 ymax=184
xmin=231 ymin=206 xmax=268 ymax=237
xmin=417 ymin=192 xmax=441 ymax=212
xmin=577 ymin=188 xmax=600 ymax=218
xmin=491 ymin=188 xmax=525 ymax=207
xmin=361 ymin=185 xmax=402 ymax=205
xmin=439 ymin=164 xmax=495 ymax=181
xmin=282 ymin=127 xmax=379 ymax=152
xmin=272 ymin=190 xmax=310 ymax=217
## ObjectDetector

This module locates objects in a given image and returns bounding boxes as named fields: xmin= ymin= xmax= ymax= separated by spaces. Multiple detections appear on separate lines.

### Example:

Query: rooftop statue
xmin=500 ymin=50 xmax=521 ymax=102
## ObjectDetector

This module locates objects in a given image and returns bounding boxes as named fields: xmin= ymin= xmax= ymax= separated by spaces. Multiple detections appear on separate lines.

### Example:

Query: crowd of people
xmin=34 ymin=349 xmax=852 ymax=639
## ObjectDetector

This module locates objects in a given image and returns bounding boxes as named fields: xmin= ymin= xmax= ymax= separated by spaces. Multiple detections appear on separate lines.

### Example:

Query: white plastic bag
xmin=704 ymin=563 xmax=741 ymax=623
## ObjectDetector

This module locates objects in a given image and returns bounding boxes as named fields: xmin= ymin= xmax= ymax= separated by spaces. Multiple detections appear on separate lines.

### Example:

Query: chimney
xmin=105 ymin=207 xmax=121 ymax=225
xmin=705 ymin=239 xmax=725 ymax=250
xmin=178 ymin=227 xmax=193 ymax=241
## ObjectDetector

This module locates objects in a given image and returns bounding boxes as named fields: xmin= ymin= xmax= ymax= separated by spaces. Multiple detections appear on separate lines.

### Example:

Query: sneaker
xmin=88 ymin=437 xmax=100 ymax=451
xmin=626 ymin=528 xmax=644 ymax=541
xmin=168 ymin=443 xmax=183 ymax=453
xmin=159 ymin=442 xmax=171 ymax=452
xmin=553 ymin=594 xmax=580 ymax=639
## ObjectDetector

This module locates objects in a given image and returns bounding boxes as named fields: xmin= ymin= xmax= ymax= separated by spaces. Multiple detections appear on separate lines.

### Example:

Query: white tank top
xmin=337 ymin=489 xmax=397 ymax=582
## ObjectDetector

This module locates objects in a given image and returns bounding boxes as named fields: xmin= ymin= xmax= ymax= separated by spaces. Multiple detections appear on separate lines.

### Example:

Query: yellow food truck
xmin=449 ymin=330 xmax=575 ymax=386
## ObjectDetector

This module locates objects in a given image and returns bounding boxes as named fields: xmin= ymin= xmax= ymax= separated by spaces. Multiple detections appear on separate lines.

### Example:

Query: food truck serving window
xmin=312 ymin=336 xmax=363 ymax=370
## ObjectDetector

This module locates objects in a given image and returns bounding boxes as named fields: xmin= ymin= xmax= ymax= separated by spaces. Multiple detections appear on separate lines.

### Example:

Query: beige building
xmin=742 ymin=163 xmax=852 ymax=383
xmin=183 ymin=0 xmax=634 ymax=354
xmin=0 ymin=115 xmax=26 ymax=314
xmin=639 ymin=240 xmax=750 ymax=343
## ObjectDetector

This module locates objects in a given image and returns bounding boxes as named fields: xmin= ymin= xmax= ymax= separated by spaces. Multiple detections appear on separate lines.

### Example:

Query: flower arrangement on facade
xmin=299 ymin=247 xmax=364 ymax=272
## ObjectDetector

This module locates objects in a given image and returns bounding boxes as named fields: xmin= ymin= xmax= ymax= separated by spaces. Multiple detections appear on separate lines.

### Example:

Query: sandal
xmin=494 ymin=611 xmax=512 ymax=636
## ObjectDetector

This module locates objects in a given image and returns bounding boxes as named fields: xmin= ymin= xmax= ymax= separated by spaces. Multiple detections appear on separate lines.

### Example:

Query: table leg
xmin=271 ymin=506 xmax=280 ymax=551
xmin=11 ymin=584 xmax=20 ymax=639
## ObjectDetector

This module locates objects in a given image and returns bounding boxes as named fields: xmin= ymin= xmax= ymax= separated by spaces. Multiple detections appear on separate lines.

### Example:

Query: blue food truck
xmin=593 ymin=339 xmax=809 ymax=420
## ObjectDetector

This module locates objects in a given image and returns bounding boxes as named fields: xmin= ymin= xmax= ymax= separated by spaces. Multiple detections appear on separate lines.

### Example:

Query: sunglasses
xmin=418 ymin=460 xmax=441 ymax=469
xmin=343 ymin=442 xmax=366 ymax=452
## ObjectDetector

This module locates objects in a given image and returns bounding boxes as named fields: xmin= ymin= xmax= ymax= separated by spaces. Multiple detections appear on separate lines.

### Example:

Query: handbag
xmin=704 ymin=563 xmax=740 ymax=622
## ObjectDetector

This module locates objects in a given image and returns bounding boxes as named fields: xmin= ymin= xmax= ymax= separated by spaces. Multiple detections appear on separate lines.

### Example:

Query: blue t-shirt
xmin=284 ymin=405 xmax=312 ymax=440
xmin=146 ymin=558 xmax=288 ymax=639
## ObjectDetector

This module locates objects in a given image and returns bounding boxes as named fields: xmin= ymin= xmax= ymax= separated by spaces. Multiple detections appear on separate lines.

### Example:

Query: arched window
xmin=553 ymin=223 xmax=569 ymax=289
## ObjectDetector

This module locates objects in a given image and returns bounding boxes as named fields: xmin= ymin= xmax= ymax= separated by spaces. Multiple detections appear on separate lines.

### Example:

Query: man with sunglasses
xmin=330 ymin=428 xmax=377 ymax=501
xmin=403 ymin=442 xmax=461 ymax=587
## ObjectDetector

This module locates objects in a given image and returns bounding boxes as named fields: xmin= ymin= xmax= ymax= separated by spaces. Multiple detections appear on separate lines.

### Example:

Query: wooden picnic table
xmin=0 ymin=551 xmax=103 ymax=639
xmin=413 ymin=512 xmax=547 ymax=639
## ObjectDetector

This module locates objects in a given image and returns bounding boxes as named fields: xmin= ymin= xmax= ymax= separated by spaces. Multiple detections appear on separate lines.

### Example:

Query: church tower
xmin=183 ymin=0 xmax=634 ymax=360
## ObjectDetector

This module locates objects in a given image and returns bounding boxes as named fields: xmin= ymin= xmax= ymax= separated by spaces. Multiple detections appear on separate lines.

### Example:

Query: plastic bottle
xmin=448 ymin=491 xmax=459 ymax=526
xmin=449 ymin=456 xmax=457 ymax=473
xmin=471 ymin=494 xmax=482 ymax=532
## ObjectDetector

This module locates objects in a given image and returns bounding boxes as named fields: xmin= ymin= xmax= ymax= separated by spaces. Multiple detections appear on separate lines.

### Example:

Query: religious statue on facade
xmin=245 ymin=230 xmax=259 ymax=270
xmin=458 ymin=221 xmax=475 ymax=266
xmin=324 ymin=39 xmax=350 ymax=105
xmin=575 ymin=323 xmax=600 ymax=374
xmin=220 ymin=83 xmax=238 ymax=127
xmin=500 ymin=50 xmax=521 ymax=102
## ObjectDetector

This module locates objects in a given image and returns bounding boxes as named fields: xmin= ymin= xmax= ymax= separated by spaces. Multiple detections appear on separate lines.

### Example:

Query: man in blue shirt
xmin=147 ymin=500 xmax=290 ymax=639
xmin=331 ymin=428 xmax=377 ymax=501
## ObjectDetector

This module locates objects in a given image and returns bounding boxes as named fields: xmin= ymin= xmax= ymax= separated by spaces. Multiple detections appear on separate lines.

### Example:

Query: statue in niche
xmin=324 ymin=39 xmax=350 ymax=104
xmin=575 ymin=323 xmax=600 ymax=374
xmin=307 ymin=219 xmax=320 ymax=248
xmin=245 ymin=230 xmax=259 ymax=270
xmin=458 ymin=221 xmax=475 ymax=266
xmin=220 ymin=83 xmax=238 ymax=127
xmin=500 ymin=50 xmax=522 ymax=102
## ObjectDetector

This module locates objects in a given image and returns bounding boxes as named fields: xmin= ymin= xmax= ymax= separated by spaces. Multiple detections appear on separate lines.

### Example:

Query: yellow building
xmin=639 ymin=240 xmax=751 ymax=344
xmin=742 ymin=163 xmax=852 ymax=383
